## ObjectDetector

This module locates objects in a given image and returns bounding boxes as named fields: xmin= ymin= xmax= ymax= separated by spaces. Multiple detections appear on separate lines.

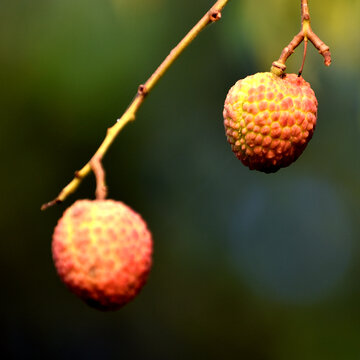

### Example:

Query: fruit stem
xmin=41 ymin=0 xmax=230 ymax=211
xmin=90 ymin=156 xmax=108 ymax=200
xmin=271 ymin=0 xmax=331 ymax=77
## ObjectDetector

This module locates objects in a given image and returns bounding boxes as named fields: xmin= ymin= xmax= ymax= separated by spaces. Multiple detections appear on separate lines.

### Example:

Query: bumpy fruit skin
xmin=223 ymin=72 xmax=318 ymax=173
xmin=52 ymin=199 xmax=152 ymax=310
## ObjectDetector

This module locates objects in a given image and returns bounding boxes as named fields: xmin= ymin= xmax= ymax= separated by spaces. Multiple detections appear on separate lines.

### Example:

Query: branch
xmin=41 ymin=0 xmax=230 ymax=211
xmin=271 ymin=0 xmax=331 ymax=77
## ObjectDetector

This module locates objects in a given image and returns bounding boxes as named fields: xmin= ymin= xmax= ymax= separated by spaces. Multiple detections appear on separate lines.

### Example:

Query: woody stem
xmin=271 ymin=0 xmax=331 ymax=76
xmin=41 ymin=0 xmax=230 ymax=211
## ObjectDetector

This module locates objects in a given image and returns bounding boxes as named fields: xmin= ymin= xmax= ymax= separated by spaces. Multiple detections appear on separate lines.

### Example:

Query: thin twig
xmin=271 ymin=0 xmax=331 ymax=76
xmin=41 ymin=0 xmax=230 ymax=210
xmin=298 ymin=37 xmax=308 ymax=76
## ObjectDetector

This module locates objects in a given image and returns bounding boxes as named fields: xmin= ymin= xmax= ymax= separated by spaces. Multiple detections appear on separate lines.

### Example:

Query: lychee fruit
xmin=52 ymin=199 xmax=152 ymax=310
xmin=223 ymin=72 xmax=318 ymax=173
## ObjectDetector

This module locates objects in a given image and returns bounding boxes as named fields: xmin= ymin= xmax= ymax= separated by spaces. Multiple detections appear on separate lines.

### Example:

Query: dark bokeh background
xmin=1 ymin=0 xmax=359 ymax=358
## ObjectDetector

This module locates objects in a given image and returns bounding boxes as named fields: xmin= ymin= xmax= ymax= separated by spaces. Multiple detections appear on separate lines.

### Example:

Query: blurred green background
xmin=1 ymin=0 xmax=359 ymax=358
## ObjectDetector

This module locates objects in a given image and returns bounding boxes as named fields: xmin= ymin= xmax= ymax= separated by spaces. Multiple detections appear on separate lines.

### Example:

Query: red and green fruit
xmin=223 ymin=72 xmax=318 ymax=173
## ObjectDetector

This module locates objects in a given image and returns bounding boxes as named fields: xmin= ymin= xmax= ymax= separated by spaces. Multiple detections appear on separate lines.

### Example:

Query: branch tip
xmin=324 ymin=54 xmax=331 ymax=66
xmin=41 ymin=198 xmax=62 ymax=211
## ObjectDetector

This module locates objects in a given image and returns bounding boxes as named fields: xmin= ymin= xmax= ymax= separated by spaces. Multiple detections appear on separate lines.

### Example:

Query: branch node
xmin=272 ymin=0 xmax=331 ymax=75
xmin=74 ymin=170 xmax=82 ymax=179
xmin=209 ymin=10 xmax=221 ymax=22
xmin=271 ymin=61 xmax=287 ymax=77
xmin=138 ymin=84 xmax=148 ymax=97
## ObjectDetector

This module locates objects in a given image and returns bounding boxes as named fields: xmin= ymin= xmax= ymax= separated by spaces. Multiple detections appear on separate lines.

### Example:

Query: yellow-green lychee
xmin=52 ymin=199 xmax=152 ymax=310
xmin=223 ymin=72 xmax=318 ymax=173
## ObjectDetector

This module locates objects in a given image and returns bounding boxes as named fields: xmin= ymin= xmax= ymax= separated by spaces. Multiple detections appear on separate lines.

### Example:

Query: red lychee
xmin=52 ymin=199 xmax=152 ymax=310
xmin=223 ymin=72 xmax=318 ymax=173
